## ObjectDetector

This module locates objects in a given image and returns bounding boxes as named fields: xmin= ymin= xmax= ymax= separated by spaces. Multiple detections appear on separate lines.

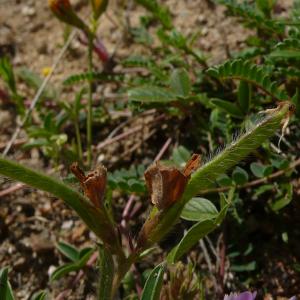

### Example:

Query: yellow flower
xmin=41 ymin=67 xmax=52 ymax=77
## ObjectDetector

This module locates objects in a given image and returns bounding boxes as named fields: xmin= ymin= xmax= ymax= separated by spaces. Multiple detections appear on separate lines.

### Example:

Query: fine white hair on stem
xmin=202 ymin=111 xmax=275 ymax=167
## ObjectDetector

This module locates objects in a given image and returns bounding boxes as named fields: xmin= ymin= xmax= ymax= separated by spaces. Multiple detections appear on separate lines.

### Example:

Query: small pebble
xmin=21 ymin=6 xmax=36 ymax=17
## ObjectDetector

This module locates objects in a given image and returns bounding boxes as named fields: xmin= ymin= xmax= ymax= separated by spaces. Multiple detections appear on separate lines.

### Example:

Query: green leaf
xmin=282 ymin=232 xmax=288 ymax=243
xmin=51 ymin=248 xmax=93 ymax=281
xmin=231 ymin=261 xmax=256 ymax=272
xmin=172 ymin=146 xmax=191 ymax=167
xmin=269 ymin=50 xmax=300 ymax=59
xmin=167 ymin=200 xmax=229 ymax=264
xmin=157 ymin=28 xmax=187 ymax=49
xmin=291 ymin=88 xmax=300 ymax=118
xmin=22 ymin=139 xmax=49 ymax=150
xmin=253 ymin=184 xmax=274 ymax=197
xmin=181 ymin=198 xmax=218 ymax=222
xmin=217 ymin=174 xmax=233 ymax=187
xmin=270 ymin=183 xmax=293 ymax=211
xmin=170 ymin=69 xmax=191 ymax=97
xmin=63 ymin=72 xmax=124 ymax=86
xmin=56 ymin=242 xmax=80 ymax=262
xmin=232 ymin=166 xmax=248 ymax=185
xmin=168 ymin=220 xmax=216 ymax=263
xmin=263 ymin=165 xmax=273 ymax=176
xmin=214 ymin=203 xmax=229 ymax=226
xmin=30 ymin=291 xmax=47 ymax=300
xmin=128 ymin=179 xmax=145 ymax=193
xmin=256 ymin=0 xmax=275 ymax=17
xmin=238 ymin=81 xmax=251 ymax=113
xmin=0 ymin=268 xmax=14 ymax=300
xmin=98 ymin=245 xmax=114 ymax=300
xmin=141 ymin=263 xmax=165 ymax=300
xmin=250 ymin=162 xmax=265 ymax=178
xmin=130 ymin=26 xmax=154 ymax=46
xmin=216 ymin=0 xmax=283 ymax=33
xmin=206 ymin=59 xmax=286 ymax=101
xmin=77 ymin=248 xmax=94 ymax=268
xmin=270 ymin=157 xmax=289 ymax=169
xmin=0 ymin=57 xmax=17 ymax=94
xmin=135 ymin=0 xmax=172 ymax=29
xmin=50 ymin=263 xmax=80 ymax=281
xmin=79 ymin=247 xmax=93 ymax=259
xmin=128 ymin=86 xmax=177 ymax=103
xmin=211 ymin=98 xmax=244 ymax=118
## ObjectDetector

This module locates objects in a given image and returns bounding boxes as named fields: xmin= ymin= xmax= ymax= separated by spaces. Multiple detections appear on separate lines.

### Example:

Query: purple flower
xmin=224 ymin=292 xmax=257 ymax=300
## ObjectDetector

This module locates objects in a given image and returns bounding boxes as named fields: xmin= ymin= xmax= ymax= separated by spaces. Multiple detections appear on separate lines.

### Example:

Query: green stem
xmin=98 ymin=245 xmax=114 ymax=300
xmin=87 ymin=34 xmax=94 ymax=167
xmin=111 ymin=253 xmax=137 ymax=298
xmin=185 ymin=46 xmax=208 ymax=68
xmin=74 ymin=117 xmax=83 ymax=161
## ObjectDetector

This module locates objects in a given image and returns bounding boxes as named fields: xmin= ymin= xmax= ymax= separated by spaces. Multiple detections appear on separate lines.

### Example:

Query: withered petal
xmin=70 ymin=162 xmax=86 ymax=183
xmin=183 ymin=154 xmax=201 ymax=177
xmin=145 ymin=163 xmax=188 ymax=210
xmin=70 ymin=163 xmax=107 ymax=208
xmin=83 ymin=166 xmax=107 ymax=208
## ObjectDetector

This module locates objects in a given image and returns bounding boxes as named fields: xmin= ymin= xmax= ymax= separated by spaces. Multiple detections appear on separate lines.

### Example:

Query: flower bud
xmin=48 ymin=0 xmax=90 ymax=34
xmin=90 ymin=0 xmax=109 ymax=20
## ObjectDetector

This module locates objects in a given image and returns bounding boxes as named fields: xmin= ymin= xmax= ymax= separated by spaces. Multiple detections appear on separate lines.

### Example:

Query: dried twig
xmin=154 ymin=137 xmax=172 ymax=162
xmin=95 ymin=114 xmax=165 ymax=151
xmin=198 ymin=157 xmax=300 ymax=195
xmin=107 ymin=109 xmax=156 ymax=139
xmin=0 ymin=138 xmax=26 ymax=151
xmin=217 ymin=233 xmax=226 ymax=297
xmin=0 ymin=182 xmax=25 ymax=198
xmin=199 ymin=239 xmax=218 ymax=292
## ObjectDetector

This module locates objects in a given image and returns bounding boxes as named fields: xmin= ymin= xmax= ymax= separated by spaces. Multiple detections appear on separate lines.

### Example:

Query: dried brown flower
xmin=70 ymin=162 xmax=107 ymax=208
xmin=144 ymin=154 xmax=200 ymax=210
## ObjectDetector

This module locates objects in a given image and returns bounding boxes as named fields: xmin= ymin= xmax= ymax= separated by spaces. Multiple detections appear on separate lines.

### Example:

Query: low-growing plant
xmin=0 ymin=101 xmax=294 ymax=299
xmin=1 ymin=0 xmax=300 ymax=298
